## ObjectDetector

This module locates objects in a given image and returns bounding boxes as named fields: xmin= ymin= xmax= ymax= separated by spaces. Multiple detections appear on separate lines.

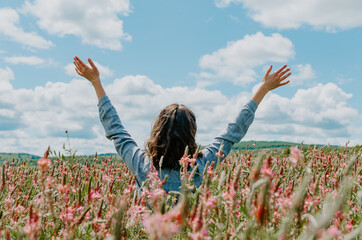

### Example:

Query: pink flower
xmin=290 ymin=146 xmax=299 ymax=166
xmin=128 ymin=205 xmax=147 ymax=226
xmin=327 ymin=225 xmax=341 ymax=237
xmin=59 ymin=208 xmax=75 ymax=225
xmin=3 ymin=197 xmax=14 ymax=207
xmin=346 ymin=219 xmax=354 ymax=232
xmin=123 ymin=188 xmax=131 ymax=195
xmin=188 ymin=227 xmax=210 ymax=240
xmin=188 ymin=157 xmax=196 ymax=165
xmin=179 ymin=155 xmax=189 ymax=167
xmin=260 ymin=165 xmax=275 ymax=177
xmin=222 ymin=188 xmax=236 ymax=202
xmin=143 ymin=213 xmax=180 ymax=240
xmin=150 ymin=188 xmax=165 ymax=203
xmin=206 ymin=162 xmax=215 ymax=176
xmin=205 ymin=196 xmax=218 ymax=210
xmin=23 ymin=208 xmax=42 ymax=240
xmin=57 ymin=184 xmax=69 ymax=194
xmin=37 ymin=158 xmax=51 ymax=171
xmin=89 ymin=189 xmax=102 ymax=201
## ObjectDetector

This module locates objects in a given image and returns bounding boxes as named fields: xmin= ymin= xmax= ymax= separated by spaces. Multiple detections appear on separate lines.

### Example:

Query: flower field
xmin=0 ymin=145 xmax=361 ymax=239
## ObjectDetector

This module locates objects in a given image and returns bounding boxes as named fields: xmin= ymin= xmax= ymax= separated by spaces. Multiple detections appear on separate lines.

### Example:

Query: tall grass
xmin=0 ymin=145 xmax=361 ymax=239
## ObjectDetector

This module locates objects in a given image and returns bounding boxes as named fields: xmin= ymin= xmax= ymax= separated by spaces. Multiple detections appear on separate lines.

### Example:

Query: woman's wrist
xmin=92 ymin=80 xmax=106 ymax=100
xmin=91 ymin=77 xmax=101 ymax=87
xmin=252 ymin=84 xmax=269 ymax=106
xmin=259 ymin=83 xmax=270 ymax=94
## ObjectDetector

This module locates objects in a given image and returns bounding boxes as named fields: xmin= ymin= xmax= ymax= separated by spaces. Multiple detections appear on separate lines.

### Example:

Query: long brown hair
xmin=145 ymin=103 xmax=198 ymax=170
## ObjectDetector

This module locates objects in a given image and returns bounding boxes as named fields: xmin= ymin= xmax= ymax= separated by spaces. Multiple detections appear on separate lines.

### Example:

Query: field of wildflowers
xmin=0 ymin=145 xmax=361 ymax=239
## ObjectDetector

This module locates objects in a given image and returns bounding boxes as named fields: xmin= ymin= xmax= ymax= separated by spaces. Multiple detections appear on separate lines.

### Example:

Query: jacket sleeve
xmin=98 ymin=96 xmax=149 ymax=182
xmin=198 ymin=99 xmax=258 ymax=173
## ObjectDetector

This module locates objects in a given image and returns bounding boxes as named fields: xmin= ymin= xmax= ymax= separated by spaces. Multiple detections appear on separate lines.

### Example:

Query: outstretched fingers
xmin=75 ymin=67 xmax=84 ymax=77
xmin=88 ymin=58 xmax=97 ymax=70
xmin=264 ymin=65 xmax=273 ymax=78
xmin=279 ymin=80 xmax=290 ymax=87
xmin=73 ymin=60 xmax=81 ymax=69
xmin=278 ymin=68 xmax=291 ymax=80
xmin=74 ymin=56 xmax=90 ymax=72
xmin=277 ymin=72 xmax=291 ymax=87
xmin=280 ymin=72 xmax=291 ymax=81
xmin=276 ymin=66 xmax=291 ymax=88
xmin=74 ymin=56 xmax=87 ymax=68
xmin=274 ymin=64 xmax=287 ymax=75
xmin=73 ymin=60 xmax=83 ymax=75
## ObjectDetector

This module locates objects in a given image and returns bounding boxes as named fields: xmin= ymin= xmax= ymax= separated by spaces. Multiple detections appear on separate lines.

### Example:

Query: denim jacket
xmin=98 ymin=96 xmax=257 ymax=192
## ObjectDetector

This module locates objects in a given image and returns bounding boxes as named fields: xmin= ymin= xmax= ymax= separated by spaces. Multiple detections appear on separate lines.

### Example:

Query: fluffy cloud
xmin=198 ymin=32 xmax=294 ymax=85
xmin=215 ymin=0 xmax=242 ymax=8
xmin=0 ymin=66 xmax=360 ymax=155
xmin=0 ymin=70 xmax=104 ymax=154
xmin=291 ymin=64 xmax=315 ymax=85
xmin=250 ymin=83 xmax=360 ymax=145
xmin=0 ymin=66 xmax=14 ymax=91
xmin=0 ymin=67 xmax=234 ymax=155
xmin=0 ymin=8 xmax=53 ymax=49
xmin=22 ymin=0 xmax=131 ymax=50
xmin=215 ymin=0 xmax=362 ymax=31
xmin=0 ymin=67 xmax=19 ymax=131
xmin=4 ymin=56 xmax=46 ymax=66
xmin=64 ymin=62 xmax=114 ymax=79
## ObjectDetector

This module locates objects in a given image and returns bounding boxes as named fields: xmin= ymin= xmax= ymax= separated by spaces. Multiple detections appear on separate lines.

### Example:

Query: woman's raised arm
xmin=73 ymin=56 xmax=106 ymax=101
xmin=198 ymin=65 xmax=291 ymax=173
xmin=73 ymin=57 xmax=149 ymax=186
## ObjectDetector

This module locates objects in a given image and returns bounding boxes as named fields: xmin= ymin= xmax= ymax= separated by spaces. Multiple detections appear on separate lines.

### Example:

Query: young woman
xmin=73 ymin=56 xmax=291 ymax=192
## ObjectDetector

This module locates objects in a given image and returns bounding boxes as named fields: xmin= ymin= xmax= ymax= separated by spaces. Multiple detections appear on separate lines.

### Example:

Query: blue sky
xmin=0 ymin=0 xmax=361 ymax=155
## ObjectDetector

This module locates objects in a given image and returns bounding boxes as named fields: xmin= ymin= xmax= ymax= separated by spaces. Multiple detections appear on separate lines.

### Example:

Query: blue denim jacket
xmin=98 ymin=96 xmax=257 ymax=192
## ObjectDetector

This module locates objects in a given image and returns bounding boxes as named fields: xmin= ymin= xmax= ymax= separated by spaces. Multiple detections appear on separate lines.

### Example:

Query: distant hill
xmin=0 ymin=141 xmax=341 ymax=164
xmin=0 ymin=153 xmax=41 ymax=162
xmin=232 ymin=140 xmax=337 ymax=150
xmin=0 ymin=152 xmax=120 ymax=165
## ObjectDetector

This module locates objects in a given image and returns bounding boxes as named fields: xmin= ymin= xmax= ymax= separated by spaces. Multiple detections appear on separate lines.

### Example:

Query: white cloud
xmin=4 ymin=56 xmax=46 ymax=66
xmin=0 ymin=8 xmax=54 ymax=49
xmin=22 ymin=0 xmax=132 ymax=50
xmin=250 ymin=83 xmax=360 ymax=145
xmin=0 ymin=68 xmax=233 ymax=155
xmin=336 ymin=76 xmax=353 ymax=85
xmin=215 ymin=0 xmax=242 ymax=8
xmin=0 ymin=67 xmax=360 ymax=155
xmin=0 ymin=67 xmax=14 ymax=91
xmin=289 ymin=83 xmax=356 ymax=125
xmin=198 ymin=32 xmax=294 ymax=85
xmin=291 ymin=64 xmax=315 ymax=85
xmin=0 ymin=129 xmax=113 ymax=156
xmin=215 ymin=0 xmax=362 ymax=31
xmin=64 ymin=61 xmax=114 ymax=79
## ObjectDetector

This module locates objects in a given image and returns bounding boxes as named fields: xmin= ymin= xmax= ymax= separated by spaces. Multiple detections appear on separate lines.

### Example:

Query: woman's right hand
xmin=261 ymin=64 xmax=291 ymax=91
xmin=252 ymin=64 xmax=291 ymax=105
xmin=73 ymin=56 xmax=100 ymax=86
xmin=74 ymin=56 xmax=106 ymax=100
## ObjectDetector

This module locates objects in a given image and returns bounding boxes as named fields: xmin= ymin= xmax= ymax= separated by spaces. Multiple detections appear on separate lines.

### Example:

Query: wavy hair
xmin=145 ymin=103 xmax=199 ymax=170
